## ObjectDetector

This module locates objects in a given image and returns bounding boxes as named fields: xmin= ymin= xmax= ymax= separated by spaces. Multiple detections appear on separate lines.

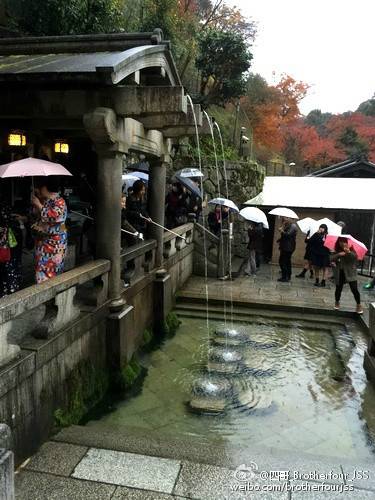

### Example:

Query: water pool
xmin=90 ymin=311 xmax=375 ymax=462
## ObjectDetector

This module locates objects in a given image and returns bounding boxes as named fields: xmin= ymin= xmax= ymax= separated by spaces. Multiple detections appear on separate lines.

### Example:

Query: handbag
xmin=8 ymin=228 xmax=17 ymax=248
xmin=0 ymin=247 xmax=11 ymax=263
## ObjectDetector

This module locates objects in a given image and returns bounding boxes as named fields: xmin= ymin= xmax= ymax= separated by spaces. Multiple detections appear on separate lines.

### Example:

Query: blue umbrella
xmin=174 ymin=173 xmax=202 ymax=198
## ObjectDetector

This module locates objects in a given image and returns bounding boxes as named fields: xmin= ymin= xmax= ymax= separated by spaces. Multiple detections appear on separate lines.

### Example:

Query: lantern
xmin=54 ymin=141 xmax=69 ymax=154
xmin=8 ymin=131 xmax=26 ymax=147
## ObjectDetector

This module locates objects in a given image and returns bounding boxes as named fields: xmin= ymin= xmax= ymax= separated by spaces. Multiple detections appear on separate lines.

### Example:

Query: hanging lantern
xmin=54 ymin=140 xmax=69 ymax=154
xmin=8 ymin=131 xmax=26 ymax=147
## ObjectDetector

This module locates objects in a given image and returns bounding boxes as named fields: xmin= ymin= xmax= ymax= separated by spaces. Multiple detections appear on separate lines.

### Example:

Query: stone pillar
xmin=154 ymin=269 xmax=172 ymax=335
xmin=148 ymin=159 xmax=167 ymax=267
xmin=96 ymin=149 xmax=123 ymax=308
xmin=83 ymin=108 xmax=125 ymax=311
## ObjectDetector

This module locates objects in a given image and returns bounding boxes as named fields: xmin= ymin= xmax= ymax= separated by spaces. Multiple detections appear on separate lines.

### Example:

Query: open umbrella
xmin=131 ymin=171 xmax=149 ymax=182
xmin=297 ymin=217 xmax=316 ymax=234
xmin=309 ymin=218 xmax=342 ymax=236
xmin=269 ymin=207 xmax=299 ymax=219
xmin=122 ymin=173 xmax=139 ymax=183
xmin=208 ymin=197 xmax=239 ymax=212
xmin=239 ymin=207 xmax=269 ymax=228
xmin=0 ymin=157 xmax=72 ymax=178
xmin=174 ymin=173 xmax=202 ymax=198
xmin=324 ymin=234 xmax=368 ymax=261
xmin=127 ymin=160 xmax=149 ymax=173
xmin=176 ymin=168 xmax=204 ymax=178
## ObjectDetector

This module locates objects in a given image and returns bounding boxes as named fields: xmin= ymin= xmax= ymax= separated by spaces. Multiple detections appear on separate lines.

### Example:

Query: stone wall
xmin=0 ymin=226 xmax=194 ymax=465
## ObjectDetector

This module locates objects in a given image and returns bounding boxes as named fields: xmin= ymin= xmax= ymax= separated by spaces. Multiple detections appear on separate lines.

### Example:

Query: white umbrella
xmin=208 ymin=197 xmax=239 ymax=212
xmin=309 ymin=218 xmax=343 ymax=236
xmin=269 ymin=207 xmax=299 ymax=219
xmin=297 ymin=217 xmax=316 ymax=234
xmin=122 ymin=173 xmax=139 ymax=182
xmin=239 ymin=207 xmax=269 ymax=229
xmin=131 ymin=171 xmax=149 ymax=181
xmin=177 ymin=168 xmax=204 ymax=178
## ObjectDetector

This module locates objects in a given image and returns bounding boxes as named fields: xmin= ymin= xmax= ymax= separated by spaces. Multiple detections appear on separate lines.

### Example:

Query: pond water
xmin=90 ymin=312 xmax=375 ymax=462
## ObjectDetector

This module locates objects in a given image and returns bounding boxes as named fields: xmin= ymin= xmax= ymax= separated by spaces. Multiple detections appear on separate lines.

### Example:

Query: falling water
xmin=203 ymin=111 xmax=228 ymax=327
xmin=214 ymin=121 xmax=235 ymax=326
xmin=186 ymin=95 xmax=211 ymax=353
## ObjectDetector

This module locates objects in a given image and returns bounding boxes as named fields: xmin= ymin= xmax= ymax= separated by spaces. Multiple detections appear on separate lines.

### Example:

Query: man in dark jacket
xmin=277 ymin=218 xmax=297 ymax=282
xmin=245 ymin=223 xmax=263 ymax=276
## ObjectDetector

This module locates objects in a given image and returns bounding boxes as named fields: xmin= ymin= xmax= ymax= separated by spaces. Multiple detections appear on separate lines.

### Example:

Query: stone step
xmin=230 ymin=256 xmax=244 ymax=278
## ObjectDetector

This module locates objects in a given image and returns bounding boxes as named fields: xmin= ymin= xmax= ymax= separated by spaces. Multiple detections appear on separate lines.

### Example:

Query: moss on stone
xmin=54 ymin=359 xmax=109 ymax=428
xmin=162 ymin=312 xmax=181 ymax=338
xmin=142 ymin=328 xmax=153 ymax=347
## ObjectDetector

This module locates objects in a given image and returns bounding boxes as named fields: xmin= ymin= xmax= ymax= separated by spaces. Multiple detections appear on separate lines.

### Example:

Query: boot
xmin=296 ymin=269 xmax=307 ymax=278
xmin=320 ymin=279 xmax=326 ymax=287
xmin=314 ymin=278 xmax=320 ymax=287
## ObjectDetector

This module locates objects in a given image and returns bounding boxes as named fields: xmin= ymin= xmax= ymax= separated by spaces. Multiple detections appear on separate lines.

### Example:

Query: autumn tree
xmin=239 ymin=73 xmax=309 ymax=152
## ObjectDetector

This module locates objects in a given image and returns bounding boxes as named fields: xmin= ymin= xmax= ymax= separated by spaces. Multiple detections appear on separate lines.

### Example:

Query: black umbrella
xmin=127 ymin=160 xmax=149 ymax=173
xmin=174 ymin=173 xmax=202 ymax=198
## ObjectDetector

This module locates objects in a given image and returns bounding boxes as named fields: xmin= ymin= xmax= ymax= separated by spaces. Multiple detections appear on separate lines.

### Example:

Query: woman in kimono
xmin=31 ymin=178 xmax=67 ymax=284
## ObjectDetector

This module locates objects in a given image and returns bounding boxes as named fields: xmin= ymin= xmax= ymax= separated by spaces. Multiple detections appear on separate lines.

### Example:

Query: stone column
xmin=148 ymin=158 xmax=167 ymax=267
xmin=96 ymin=149 xmax=123 ymax=307
xmin=83 ymin=108 xmax=125 ymax=311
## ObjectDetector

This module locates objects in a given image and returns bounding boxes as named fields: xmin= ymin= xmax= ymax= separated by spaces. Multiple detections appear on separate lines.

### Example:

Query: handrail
xmin=163 ymin=222 xmax=193 ymax=243
xmin=194 ymin=222 xmax=219 ymax=244
xmin=120 ymin=240 xmax=157 ymax=264
xmin=0 ymin=259 xmax=110 ymax=324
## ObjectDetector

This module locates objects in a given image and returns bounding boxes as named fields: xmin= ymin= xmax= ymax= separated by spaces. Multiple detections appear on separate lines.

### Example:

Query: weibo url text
xmin=231 ymin=482 xmax=354 ymax=494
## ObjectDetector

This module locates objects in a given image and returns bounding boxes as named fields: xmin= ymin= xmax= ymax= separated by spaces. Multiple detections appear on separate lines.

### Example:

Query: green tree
xmin=357 ymin=96 xmax=375 ymax=117
xmin=7 ymin=0 xmax=125 ymax=35
xmin=196 ymin=29 xmax=252 ymax=106
xmin=338 ymin=126 xmax=369 ymax=160
xmin=305 ymin=109 xmax=333 ymax=135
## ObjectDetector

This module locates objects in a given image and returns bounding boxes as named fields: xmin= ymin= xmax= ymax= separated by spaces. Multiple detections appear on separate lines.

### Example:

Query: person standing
xmin=296 ymin=230 xmax=314 ymax=279
xmin=31 ymin=178 xmax=67 ymax=284
xmin=0 ymin=203 xmax=22 ymax=297
xmin=208 ymin=205 xmax=229 ymax=236
xmin=126 ymin=180 xmax=151 ymax=234
xmin=331 ymin=237 xmax=363 ymax=314
xmin=309 ymin=224 xmax=331 ymax=287
xmin=245 ymin=222 xmax=263 ymax=276
xmin=277 ymin=218 xmax=297 ymax=282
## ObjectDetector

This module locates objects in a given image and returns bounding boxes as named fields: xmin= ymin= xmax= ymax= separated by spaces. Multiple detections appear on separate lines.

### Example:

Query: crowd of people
xmin=0 ymin=171 xmax=373 ymax=317
xmin=0 ymin=177 xmax=67 ymax=298
xmin=270 ymin=217 xmax=364 ymax=314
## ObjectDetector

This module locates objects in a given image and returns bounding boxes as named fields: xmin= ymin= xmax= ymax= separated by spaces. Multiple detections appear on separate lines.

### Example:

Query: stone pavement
xmin=178 ymin=264 xmax=374 ymax=328
xmin=14 ymin=427 xmax=375 ymax=499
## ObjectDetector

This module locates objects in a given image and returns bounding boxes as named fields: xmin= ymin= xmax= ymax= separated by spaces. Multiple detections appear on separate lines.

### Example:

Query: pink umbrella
xmin=324 ymin=234 xmax=368 ymax=261
xmin=0 ymin=157 xmax=72 ymax=178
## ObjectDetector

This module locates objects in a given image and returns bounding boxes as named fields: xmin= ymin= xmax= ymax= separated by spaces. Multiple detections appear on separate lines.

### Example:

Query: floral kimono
xmin=34 ymin=194 xmax=67 ymax=284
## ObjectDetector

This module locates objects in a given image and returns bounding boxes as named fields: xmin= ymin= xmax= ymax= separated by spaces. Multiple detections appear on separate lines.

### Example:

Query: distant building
xmin=246 ymin=176 xmax=375 ymax=266
xmin=308 ymin=158 xmax=375 ymax=179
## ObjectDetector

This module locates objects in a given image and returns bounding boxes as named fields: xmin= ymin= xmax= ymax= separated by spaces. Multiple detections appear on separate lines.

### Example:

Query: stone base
xmin=0 ymin=343 xmax=20 ymax=368
xmin=364 ymin=351 xmax=375 ymax=384
xmin=107 ymin=305 xmax=135 ymax=369
xmin=188 ymin=397 xmax=227 ymax=414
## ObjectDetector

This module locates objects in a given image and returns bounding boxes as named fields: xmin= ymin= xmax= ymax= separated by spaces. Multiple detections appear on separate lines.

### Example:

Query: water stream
xmin=186 ymin=95 xmax=211 ymax=359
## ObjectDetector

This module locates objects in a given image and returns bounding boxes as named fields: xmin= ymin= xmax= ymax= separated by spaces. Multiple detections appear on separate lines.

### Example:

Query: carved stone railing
xmin=121 ymin=240 xmax=157 ymax=285
xmin=163 ymin=223 xmax=194 ymax=260
xmin=0 ymin=259 xmax=110 ymax=367
xmin=192 ymin=222 xmax=229 ymax=278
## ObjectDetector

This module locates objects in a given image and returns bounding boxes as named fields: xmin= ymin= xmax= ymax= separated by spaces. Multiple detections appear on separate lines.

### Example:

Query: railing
xmin=163 ymin=223 xmax=194 ymax=260
xmin=359 ymin=253 xmax=375 ymax=278
xmin=121 ymin=240 xmax=157 ymax=285
xmin=193 ymin=222 xmax=229 ymax=278
xmin=0 ymin=259 xmax=110 ymax=367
